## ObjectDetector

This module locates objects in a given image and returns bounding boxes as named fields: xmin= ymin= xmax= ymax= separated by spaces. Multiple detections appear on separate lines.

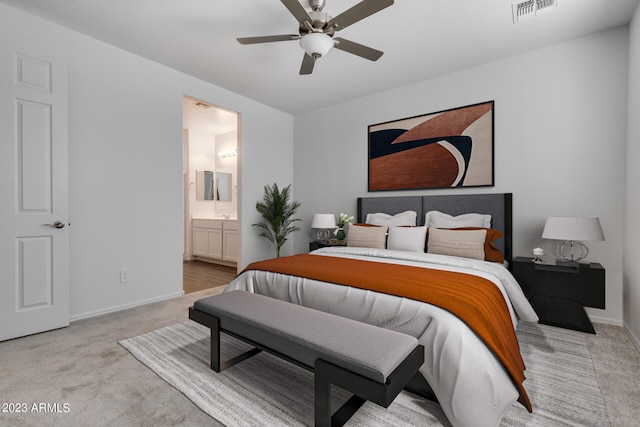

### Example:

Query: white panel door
xmin=0 ymin=39 xmax=69 ymax=341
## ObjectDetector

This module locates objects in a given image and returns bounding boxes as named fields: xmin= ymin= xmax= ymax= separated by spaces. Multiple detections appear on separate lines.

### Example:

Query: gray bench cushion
xmin=194 ymin=290 xmax=419 ymax=383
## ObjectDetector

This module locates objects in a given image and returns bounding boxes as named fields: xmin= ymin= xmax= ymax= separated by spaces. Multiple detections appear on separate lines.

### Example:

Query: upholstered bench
xmin=189 ymin=290 xmax=424 ymax=427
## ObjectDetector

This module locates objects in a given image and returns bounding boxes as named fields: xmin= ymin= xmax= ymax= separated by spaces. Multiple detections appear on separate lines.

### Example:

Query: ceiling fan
xmin=237 ymin=0 xmax=394 ymax=75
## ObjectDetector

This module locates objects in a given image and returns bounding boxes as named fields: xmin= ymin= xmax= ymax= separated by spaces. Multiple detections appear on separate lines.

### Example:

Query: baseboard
xmin=625 ymin=326 xmax=640 ymax=354
xmin=590 ymin=316 xmax=640 ymax=354
xmin=69 ymin=291 xmax=184 ymax=322
xmin=589 ymin=315 xmax=623 ymax=327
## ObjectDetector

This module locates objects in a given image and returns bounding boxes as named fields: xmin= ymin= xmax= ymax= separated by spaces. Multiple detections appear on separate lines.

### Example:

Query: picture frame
xmin=368 ymin=101 xmax=494 ymax=192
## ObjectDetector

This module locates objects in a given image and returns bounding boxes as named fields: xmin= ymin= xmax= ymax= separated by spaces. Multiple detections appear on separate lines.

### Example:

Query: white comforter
xmin=224 ymin=247 xmax=538 ymax=427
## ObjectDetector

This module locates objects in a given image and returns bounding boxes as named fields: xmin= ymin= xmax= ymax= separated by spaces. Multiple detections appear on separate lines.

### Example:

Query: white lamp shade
xmin=311 ymin=214 xmax=336 ymax=229
xmin=300 ymin=33 xmax=334 ymax=57
xmin=542 ymin=216 xmax=605 ymax=242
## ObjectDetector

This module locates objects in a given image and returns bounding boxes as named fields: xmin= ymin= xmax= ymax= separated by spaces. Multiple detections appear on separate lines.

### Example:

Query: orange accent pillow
xmin=425 ymin=227 xmax=505 ymax=263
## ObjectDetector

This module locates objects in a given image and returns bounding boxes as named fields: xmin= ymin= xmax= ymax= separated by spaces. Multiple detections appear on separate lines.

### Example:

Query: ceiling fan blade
xmin=237 ymin=34 xmax=300 ymax=44
xmin=300 ymin=53 xmax=316 ymax=75
xmin=327 ymin=0 xmax=394 ymax=31
xmin=333 ymin=37 xmax=383 ymax=61
xmin=281 ymin=0 xmax=313 ymax=25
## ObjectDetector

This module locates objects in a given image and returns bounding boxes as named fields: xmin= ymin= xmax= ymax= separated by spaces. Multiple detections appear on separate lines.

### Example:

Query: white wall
xmin=293 ymin=27 xmax=629 ymax=325
xmin=188 ymin=128 xmax=217 ymax=216
xmin=0 ymin=3 xmax=293 ymax=320
xmin=625 ymin=4 xmax=640 ymax=349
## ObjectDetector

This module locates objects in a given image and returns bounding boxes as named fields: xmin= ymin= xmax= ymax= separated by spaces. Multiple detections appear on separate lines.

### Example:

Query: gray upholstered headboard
xmin=357 ymin=193 xmax=513 ymax=265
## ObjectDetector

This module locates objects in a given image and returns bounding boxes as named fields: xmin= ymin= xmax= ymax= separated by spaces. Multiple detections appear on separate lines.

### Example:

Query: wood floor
xmin=183 ymin=260 xmax=238 ymax=294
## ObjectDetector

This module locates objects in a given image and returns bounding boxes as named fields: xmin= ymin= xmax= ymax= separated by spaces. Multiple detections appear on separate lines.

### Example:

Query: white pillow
xmin=427 ymin=228 xmax=487 ymax=260
xmin=425 ymin=210 xmax=491 ymax=229
xmin=365 ymin=210 xmax=417 ymax=226
xmin=387 ymin=226 xmax=427 ymax=253
xmin=346 ymin=224 xmax=388 ymax=249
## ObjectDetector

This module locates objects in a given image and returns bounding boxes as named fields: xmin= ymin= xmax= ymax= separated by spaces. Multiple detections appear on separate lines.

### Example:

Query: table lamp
xmin=542 ymin=216 xmax=605 ymax=263
xmin=311 ymin=214 xmax=336 ymax=242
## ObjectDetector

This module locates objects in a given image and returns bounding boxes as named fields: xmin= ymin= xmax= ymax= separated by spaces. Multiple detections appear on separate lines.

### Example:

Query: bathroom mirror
xmin=196 ymin=170 xmax=214 ymax=201
xmin=216 ymin=172 xmax=232 ymax=201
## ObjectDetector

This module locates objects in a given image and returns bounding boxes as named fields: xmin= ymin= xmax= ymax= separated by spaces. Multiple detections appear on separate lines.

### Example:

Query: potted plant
xmin=253 ymin=183 xmax=302 ymax=257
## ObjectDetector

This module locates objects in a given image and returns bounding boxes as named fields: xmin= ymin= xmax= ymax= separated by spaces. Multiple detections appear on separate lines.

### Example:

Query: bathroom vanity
xmin=192 ymin=218 xmax=238 ymax=266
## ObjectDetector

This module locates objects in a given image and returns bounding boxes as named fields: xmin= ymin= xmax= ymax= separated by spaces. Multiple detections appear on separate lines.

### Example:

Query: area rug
xmin=120 ymin=321 xmax=610 ymax=426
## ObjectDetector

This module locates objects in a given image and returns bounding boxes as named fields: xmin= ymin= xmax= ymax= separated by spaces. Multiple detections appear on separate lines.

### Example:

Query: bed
xmin=224 ymin=193 xmax=538 ymax=427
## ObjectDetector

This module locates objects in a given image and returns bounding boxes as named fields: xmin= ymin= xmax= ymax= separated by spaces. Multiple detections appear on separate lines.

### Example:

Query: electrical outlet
xmin=120 ymin=268 xmax=131 ymax=283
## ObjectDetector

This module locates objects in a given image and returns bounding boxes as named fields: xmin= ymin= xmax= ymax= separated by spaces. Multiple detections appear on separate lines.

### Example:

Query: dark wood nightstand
xmin=512 ymin=257 xmax=605 ymax=334
xmin=309 ymin=241 xmax=346 ymax=252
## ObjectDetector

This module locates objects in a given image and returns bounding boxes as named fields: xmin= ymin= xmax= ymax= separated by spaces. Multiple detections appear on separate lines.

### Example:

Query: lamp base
xmin=556 ymin=240 xmax=589 ymax=262
xmin=316 ymin=228 xmax=330 ymax=242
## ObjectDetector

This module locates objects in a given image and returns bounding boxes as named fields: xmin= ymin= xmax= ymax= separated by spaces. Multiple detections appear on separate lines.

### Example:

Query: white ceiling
xmin=2 ymin=0 xmax=638 ymax=115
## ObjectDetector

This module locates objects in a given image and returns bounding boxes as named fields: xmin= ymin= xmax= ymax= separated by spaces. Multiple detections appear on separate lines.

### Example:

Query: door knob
xmin=45 ymin=221 xmax=66 ymax=229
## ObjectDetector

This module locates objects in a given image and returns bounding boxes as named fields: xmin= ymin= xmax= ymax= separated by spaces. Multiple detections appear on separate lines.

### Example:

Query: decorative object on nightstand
xmin=334 ymin=213 xmax=354 ymax=242
xmin=513 ymin=257 xmax=605 ymax=334
xmin=532 ymin=247 xmax=544 ymax=263
xmin=311 ymin=214 xmax=336 ymax=242
xmin=542 ymin=216 xmax=605 ymax=263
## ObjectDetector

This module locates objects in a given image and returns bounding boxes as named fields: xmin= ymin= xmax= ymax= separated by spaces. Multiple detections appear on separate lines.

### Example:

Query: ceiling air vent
xmin=512 ymin=0 xmax=557 ymax=23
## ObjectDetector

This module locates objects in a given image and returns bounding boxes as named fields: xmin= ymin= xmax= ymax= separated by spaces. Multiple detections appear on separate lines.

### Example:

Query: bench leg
xmin=315 ymin=360 xmax=367 ymax=427
xmin=314 ymin=365 xmax=332 ymax=427
xmin=189 ymin=307 xmax=222 ymax=372
xmin=331 ymin=395 xmax=366 ymax=426
xmin=189 ymin=307 xmax=262 ymax=372
xmin=210 ymin=315 xmax=221 ymax=372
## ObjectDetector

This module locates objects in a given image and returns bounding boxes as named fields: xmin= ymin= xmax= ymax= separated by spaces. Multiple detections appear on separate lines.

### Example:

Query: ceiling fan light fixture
xmin=300 ymin=32 xmax=334 ymax=57
xmin=237 ymin=0 xmax=394 ymax=74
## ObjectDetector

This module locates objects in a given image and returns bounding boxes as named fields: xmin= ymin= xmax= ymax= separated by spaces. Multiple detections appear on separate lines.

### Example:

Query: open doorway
xmin=182 ymin=95 xmax=240 ymax=294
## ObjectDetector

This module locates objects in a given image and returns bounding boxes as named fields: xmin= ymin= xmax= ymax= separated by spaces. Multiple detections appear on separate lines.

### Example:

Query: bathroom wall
xmin=214 ymin=130 xmax=239 ymax=218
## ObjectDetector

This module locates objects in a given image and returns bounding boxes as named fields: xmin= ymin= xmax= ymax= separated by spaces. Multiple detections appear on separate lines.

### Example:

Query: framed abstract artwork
xmin=368 ymin=101 xmax=494 ymax=191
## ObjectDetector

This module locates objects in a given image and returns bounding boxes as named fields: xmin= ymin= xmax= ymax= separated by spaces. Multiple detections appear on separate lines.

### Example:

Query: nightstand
xmin=512 ymin=257 xmax=605 ymax=334
xmin=309 ymin=241 xmax=346 ymax=252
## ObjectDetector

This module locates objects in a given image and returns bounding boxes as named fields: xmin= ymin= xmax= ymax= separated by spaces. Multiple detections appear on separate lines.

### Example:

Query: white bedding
xmin=224 ymin=247 xmax=538 ymax=427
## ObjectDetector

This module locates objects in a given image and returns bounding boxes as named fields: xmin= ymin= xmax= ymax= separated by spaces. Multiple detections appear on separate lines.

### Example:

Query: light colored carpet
xmin=120 ymin=321 xmax=610 ymax=427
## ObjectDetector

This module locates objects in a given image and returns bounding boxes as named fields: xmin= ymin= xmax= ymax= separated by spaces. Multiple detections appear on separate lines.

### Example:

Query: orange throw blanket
xmin=243 ymin=254 xmax=532 ymax=412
